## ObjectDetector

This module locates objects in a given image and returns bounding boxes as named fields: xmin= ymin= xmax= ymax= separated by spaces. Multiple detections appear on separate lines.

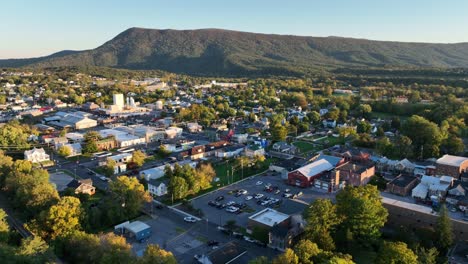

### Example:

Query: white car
xmin=99 ymin=176 xmax=107 ymax=181
xmin=254 ymin=193 xmax=264 ymax=199
xmin=238 ymin=189 xmax=248 ymax=195
xmin=226 ymin=201 xmax=236 ymax=206
xmin=243 ymin=236 xmax=256 ymax=243
xmin=245 ymin=195 xmax=253 ymax=201
xmin=184 ymin=216 xmax=197 ymax=223
xmin=256 ymin=181 xmax=263 ymax=185
xmin=283 ymin=193 xmax=293 ymax=198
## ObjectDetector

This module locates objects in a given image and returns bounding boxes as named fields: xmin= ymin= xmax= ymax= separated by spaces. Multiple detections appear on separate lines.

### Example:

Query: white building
xmin=113 ymin=94 xmax=125 ymax=110
xmin=99 ymin=129 xmax=146 ymax=147
xmin=148 ymin=181 xmax=168 ymax=197
xmin=165 ymin=127 xmax=183 ymax=139
xmin=24 ymin=148 xmax=50 ymax=163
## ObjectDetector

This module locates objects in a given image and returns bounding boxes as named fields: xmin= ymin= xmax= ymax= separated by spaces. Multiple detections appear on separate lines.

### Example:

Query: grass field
xmin=315 ymin=136 xmax=345 ymax=147
xmin=213 ymin=158 xmax=275 ymax=186
xmin=293 ymin=141 xmax=320 ymax=153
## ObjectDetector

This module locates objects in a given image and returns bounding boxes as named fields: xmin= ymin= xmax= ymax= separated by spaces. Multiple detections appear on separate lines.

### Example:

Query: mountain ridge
xmin=2 ymin=27 xmax=468 ymax=76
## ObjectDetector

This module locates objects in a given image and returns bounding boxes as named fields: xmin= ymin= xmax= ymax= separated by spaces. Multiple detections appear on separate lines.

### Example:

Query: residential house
xmin=386 ymin=174 xmax=419 ymax=196
xmin=272 ymin=141 xmax=297 ymax=154
xmin=411 ymin=175 xmax=454 ymax=200
xmin=245 ymin=144 xmax=265 ymax=158
xmin=322 ymin=119 xmax=336 ymax=128
xmin=148 ymin=180 xmax=168 ymax=197
xmin=24 ymin=148 xmax=50 ymax=163
xmin=165 ymin=126 xmax=183 ymax=139
xmin=436 ymin=155 xmax=468 ymax=179
xmin=204 ymin=141 xmax=229 ymax=157
xmin=215 ymin=145 xmax=244 ymax=158
xmin=414 ymin=161 xmax=437 ymax=177
xmin=186 ymin=122 xmax=203 ymax=133
xmin=231 ymin=133 xmax=248 ymax=144
xmin=52 ymin=137 xmax=69 ymax=149
xmin=189 ymin=145 xmax=205 ymax=160
xmin=160 ymin=139 xmax=195 ymax=153
xmin=66 ymin=179 xmax=95 ymax=195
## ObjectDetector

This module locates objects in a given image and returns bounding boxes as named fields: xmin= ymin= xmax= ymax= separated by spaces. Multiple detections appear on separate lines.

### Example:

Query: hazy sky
xmin=1 ymin=0 xmax=467 ymax=59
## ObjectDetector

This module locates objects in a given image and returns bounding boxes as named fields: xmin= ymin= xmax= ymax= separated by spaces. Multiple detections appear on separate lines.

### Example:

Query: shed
xmin=124 ymin=221 xmax=151 ymax=242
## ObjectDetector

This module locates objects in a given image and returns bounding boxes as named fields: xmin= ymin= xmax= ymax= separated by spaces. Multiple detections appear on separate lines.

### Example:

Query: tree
xmin=393 ymin=136 xmax=413 ymax=159
xmin=131 ymin=150 xmax=146 ymax=167
xmin=401 ymin=115 xmax=442 ymax=159
xmin=436 ymin=204 xmax=453 ymax=252
xmin=249 ymin=256 xmax=270 ymax=264
xmin=307 ymin=111 xmax=321 ymax=124
xmin=376 ymin=137 xmax=393 ymax=157
xmin=138 ymin=244 xmax=177 ymax=264
xmin=375 ymin=241 xmax=418 ymax=264
xmin=0 ymin=209 xmax=9 ymax=243
xmin=196 ymin=163 xmax=216 ymax=190
xmin=18 ymin=236 xmax=50 ymax=258
xmin=104 ymin=158 xmax=117 ymax=177
xmin=336 ymin=185 xmax=388 ymax=245
xmin=441 ymin=134 xmax=464 ymax=155
xmin=168 ymin=176 xmax=189 ymax=200
xmin=271 ymin=125 xmax=288 ymax=141
xmin=293 ymin=239 xmax=320 ymax=264
xmin=272 ymin=248 xmax=299 ymax=264
xmin=58 ymin=145 xmax=72 ymax=157
xmin=0 ymin=120 xmax=31 ymax=150
xmin=99 ymin=233 xmax=135 ymax=264
xmin=303 ymin=199 xmax=342 ymax=251
xmin=83 ymin=131 xmax=102 ymax=142
xmin=357 ymin=104 xmax=372 ymax=118
xmin=83 ymin=141 xmax=98 ymax=154
xmin=33 ymin=196 xmax=82 ymax=240
xmin=357 ymin=121 xmax=372 ymax=134
xmin=108 ymin=176 xmax=151 ymax=219
xmin=416 ymin=247 xmax=438 ymax=264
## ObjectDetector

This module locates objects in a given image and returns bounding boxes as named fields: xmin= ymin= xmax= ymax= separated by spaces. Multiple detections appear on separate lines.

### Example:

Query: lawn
xmin=293 ymin=141 xmax=320 ymax=153
xmin=315 ymin=136 xmax=346 ymax=147
xmin=372 ymin=111 xmax=409 ymax=121
xmin=213 ymin=158 xmax=275 ymax=186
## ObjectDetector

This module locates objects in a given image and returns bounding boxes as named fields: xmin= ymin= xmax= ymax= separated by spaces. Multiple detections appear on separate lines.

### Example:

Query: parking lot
xmin=190 ymin=172 xmax=336 ymax=228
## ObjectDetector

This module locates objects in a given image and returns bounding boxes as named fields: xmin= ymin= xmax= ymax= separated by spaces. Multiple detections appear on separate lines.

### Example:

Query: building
xmin=160 ymin=139 xmax=196 ymax=153
xmin=165 ymin=126 xmax=183 ymax=139
xmin=63 ymin=143 xmax=82 ymax=156
xmin=47 ymin=112 xmax=97 ymax=130
xmin=288 ymin=159 xmax=335 ymax=187
xmin=186 ymin=122 xmax=203 ymax=133
xmin=313 ymin=170 xmax=341 ymax=192
xmin=148 ymin=181 xmax=167 ymax=197
xmin=436 ymin=155 xmax=468 ymax=179
xmin=215 ymin=145 xmax=244 ymax=158
xmin=271 ymin=141 xmax=297 ymax=154
xmin=95 ymin=136 xmax=117 ymax=151
xmin=247 ymin=208 xmax=290 ymax=234
xmin=99 ymin=129 xmax=146 ymax=147
xmin=386 ymin=174 xmax=419 ymax=196
xmin=24 ymin=148 xmax=50 ymax=163
xmin=412 ymin=175 xmax=454 ymax=200
xmin=66 ymin=179 xmax=95 ymax=195
xmin=115 ymin=221 xmax=151 ymax=242
xmin=336 ymin=162 xmax=375 ymax=187
xmin=190 ymin=145 xmax=205 ymax=160
xmin=231 ymin=133 xmax=248 ymax=144
xmin=245 ymin=144 xmax=265 ymax=158
xmin=113 ymin=94 xmax=125 ymax=110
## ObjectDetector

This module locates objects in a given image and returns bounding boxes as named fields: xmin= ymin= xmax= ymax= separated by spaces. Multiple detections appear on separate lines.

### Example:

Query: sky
xmin=1 ymin=0 xmax=468 ymax=59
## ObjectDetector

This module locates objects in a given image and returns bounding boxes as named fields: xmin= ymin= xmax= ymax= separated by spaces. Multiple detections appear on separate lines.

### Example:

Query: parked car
xmin=238 ymin=189 xmax=248 ymax=195
xmin=184 ymin=216 xmax=197 ymax=223
xmin=274 ymin=189 xmax=281 ymax=195
xmin=99 ymin=176 xmax=107 ymax=181
xmin=283 ymin=193 xmax=293 ymax=198
xmin=256 ymin=181 xmax=263 ymax=185
xmin=245 ymin=195 xmax=253 ymax=201
xmin=207 ymin=240 xmax=219 ymax=246
xmin=215 ymin=196 xmax=225 ymax=201
xmin=244 ymin=236 xmax=256 ymax=243
xmin=254 ymin=193 xmax=264 ymax=199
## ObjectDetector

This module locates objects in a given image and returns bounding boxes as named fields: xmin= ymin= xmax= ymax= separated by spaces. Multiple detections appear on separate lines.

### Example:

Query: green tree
xmin=272 ymin=248 xmax=299 ymax=264
xmin=168 ymin=176 xmax=189 ymax=200
xmin=0 ymin=209 xmax=9 ymax=243
xmin=131 ymin=150 xmax=146 ymax=167
xmin=271 ymin=125 xmax=288 ymax=141
xmin=376 ymin=137 xmax=393 ymax=157
xmin=33 ymin=196 xmax=82 ymax=240
xmin=138 ymin=244 xmax=177 ymax=264
xmin=104 ymin=158 xmax=117 ymax=177
xmin=108 ymin=176 xmax=151 ymax=219
xmin=393 ymin=136 xmax=413 ymax=159
xmin=293 ymin=239 xmax=320 ymax=264
xmin=83 ymin=141 xmax=98 ymax=154
xmin=357 ymin=121 xmax=372 ymax=134
xmin=357 ymin=104 xmax=372 ymax=118
xmin=0 ymin=120 xmax=31 ymax=150
xmin=99 ymin=233 xmax=135 ymax=264
xmin=401 ymin=115 xmax=442 ymax=159
xmin=416 ymin=247 xmax=438 ymax=264
xmin=303 ymin=199 xmax=342 ymax=251
xmin=336 ymin=185 xmax=388 ymax=245
xmin=441 ymin=134 xmax=464 ymax=155
xmin=58 ymin=145 xmax=72 ymax=157
xmin=249 ymin=256 xmax=270 ymax=264
xmin=376 ymin=241 xmax=418 ymax=264
xmin=196 ymin=163 xmax=216 ymax=190
xmin=436 ymin=204 xmax=453 ymax=252
xmin=307 ymin=111 xmax=321 ymax=124
xmin=18 ymin=236 xmax=50 ymax=259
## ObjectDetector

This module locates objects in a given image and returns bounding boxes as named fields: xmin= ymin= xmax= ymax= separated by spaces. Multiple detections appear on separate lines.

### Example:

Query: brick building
xmin=386 ymin=174 xmax=419 ymax=196
xmin=436 ymin=155 xmax=468 ymax=179
xmin=336 ymin=162 xmax=375 ymax=186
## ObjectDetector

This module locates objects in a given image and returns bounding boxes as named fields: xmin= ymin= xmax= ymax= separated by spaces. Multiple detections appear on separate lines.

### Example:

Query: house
xmin=186 ymin=122 xmax=203 ymax=133
xmin=99 ymin=153 xmax=132 ymax=166
xmin=66 ymin=179 xmax=95 ymax=195
xmin=115 ymin=221 xmax=151 ymax=242
xmin=160 ymin=139 xmax=195 ymax=153
xmin=336 ymin=162 xmax=375 ymax=186
xmin=81 ymin=102 xmax=99 ymax=111
xmin=63 ymin=143 xmax=82 ymax=156
xmin=189 ymin=145 xmax=205 ymax=160
xmin=148 ymin=180 xmax=168 ymax=197
xmin=386 ymin=174 xmax=419 ymax=196
xmin=165 ymin=126 xmax=183 ymax=139
xmin=269 ymin=214 xmax=305 ymax=252
xmin=288 ymin=159 xmax=335 ymax=187
xmin=245 ymin=144 xmax=265 ymax=158
xmin=24 ymin=148 xmax=50 ymax=163
xmin=215 ymin=145 xmax=244 ymax=158
xmin=322 ymin=119 xmax=336 ymax=128
xmin=330 ymin=146 xmax=371 ymax=163
xmin=412 ymin=175 xmax=454 ymax=200
xmin=272 ymin=141 xmax=297 ymax=154
xmin=395 ymin=159 xmax=415 ymax=174
xmin=65 ymin=132 xmax=84 ymax=143
xmin=231 ymin=133 xmax=248 ymax=144
xmin=52 ymin=137 xmax=69 ymax=149
xmin=140 ymin=167 xmax=165 ymax=181
xmin=414 ymin=161 xmax=436 ymax=177
xmin=436 ymin=155 xmax=468 ymax=179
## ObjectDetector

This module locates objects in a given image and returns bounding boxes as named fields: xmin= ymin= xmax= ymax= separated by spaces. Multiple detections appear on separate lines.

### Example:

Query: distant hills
xmin=3 ymin=27 xmax=468 ymax=76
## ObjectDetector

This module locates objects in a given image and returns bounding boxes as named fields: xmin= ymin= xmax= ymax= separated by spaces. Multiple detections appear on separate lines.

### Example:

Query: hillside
xmin=2 ymin=27 xmax=468 ymax=76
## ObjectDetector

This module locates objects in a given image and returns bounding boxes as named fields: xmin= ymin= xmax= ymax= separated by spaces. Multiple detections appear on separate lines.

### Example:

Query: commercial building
xmin=436 ymin=155 xmax=468 ymax=179
xmin=247 ymin=208 xmax=290 ymax=233
xmin=386 ymin=174 xmax=419 ymax=196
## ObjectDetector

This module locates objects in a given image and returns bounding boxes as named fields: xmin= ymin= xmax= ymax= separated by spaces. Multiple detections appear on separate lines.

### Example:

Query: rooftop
xmin=296 ymin=159 xmax=334 ymax=178
xmin=125 ymin=221 xmax=150 ymax=234
xmin=437 ymin=155 xmax=468 ymax=167
xmin=249 ymin=208 xmax=290 ymax=227
xmin=387 ymin=174 xmax=418 ymax=188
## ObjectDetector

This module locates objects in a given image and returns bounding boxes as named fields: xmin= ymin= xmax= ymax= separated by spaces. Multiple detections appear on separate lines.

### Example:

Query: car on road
xmin=283 ymin=193 xmax=293 ymax=198
xmin=238 ymin=189 xmax=248 ymax=195
xmin=284 ymin=189 xmax=290 ymax=193
xmin=274 ymin=189 xmax=281 ymax=195
xmin=184 ymin=216 xmax=197 ymax=223
xmin=256 ymin=181 xmax=263 ymax=185
xmin=215 ymin=196 xmax=225 ymax=201
xmin=245 ymin=195 xmax=253 ymax=201
xmin=99 ymin=176 xmax=108 ymax=181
